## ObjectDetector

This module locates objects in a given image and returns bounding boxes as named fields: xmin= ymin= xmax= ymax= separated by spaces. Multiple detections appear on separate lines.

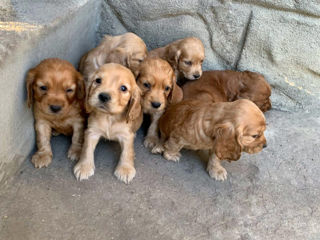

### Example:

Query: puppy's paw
xmin=151 ymin=144 xmax=164 ymax=154
xmin=73 ymin=161 xmax=95 ymax=181
xmin=163 ymin=151 xmax=181 ymax=162
xmin=68 ymin=144 xmax=81 ymax=161
xmin=144 ymin=136 xmax=158 ymax=149
xmin=114 ymin=164 xmax=136 ymax=184
xmin=208 ymin=166 xmax=227 ymax=181
xmin=31 ymin=152 xmax=52 ymax=168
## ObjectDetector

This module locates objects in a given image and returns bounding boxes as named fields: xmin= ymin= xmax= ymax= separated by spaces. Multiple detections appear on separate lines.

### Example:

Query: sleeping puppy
xmin=79 ymin=32 xmax=147 ymax=82
xmin=26 ymin=58 xmax=85 ymax=168
xmin=136 ymin=58 xmax=183 ymax=149
xmin=74 ymin=63 xmax=142 ymax=184
xmin=183 ymin=70 xmax=272 ymax=112
xmin=148 ymin=37 xmax=205 ymax=83
xmin=154 ymin=99 xmax=267 ymax=181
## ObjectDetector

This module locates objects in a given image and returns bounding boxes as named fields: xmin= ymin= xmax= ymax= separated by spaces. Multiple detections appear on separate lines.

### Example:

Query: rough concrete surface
xmin=99 ymin=0 xmax=320 ymax=112
xmin=1 ymin=110 xmax=320 ymax=239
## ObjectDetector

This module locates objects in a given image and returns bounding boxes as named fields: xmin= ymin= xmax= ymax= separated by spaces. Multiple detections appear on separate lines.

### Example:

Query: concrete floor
xmin=0 ymin=109 xmax=320 ymax=240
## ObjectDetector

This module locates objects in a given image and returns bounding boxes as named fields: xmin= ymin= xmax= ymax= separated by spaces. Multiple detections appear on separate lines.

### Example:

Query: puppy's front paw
xmin=31 ymin=152 xmax=52 ymax=168
xmin=68 ymin=144 xmax=81 ymax=161
xmin=151 ymin=144 xmax=164 ymax=154
xmin=144 ymin=136 xmax=158 ymax=149
xmin=114 ymin=164 xmax=136 ymax=184
xmin=163 ymin=151 xmax=181 ymax=162
xmin=208 ymin=166 xmax=227 ymax=181
xmin=74 ymin=161 xmax=95 ymax=181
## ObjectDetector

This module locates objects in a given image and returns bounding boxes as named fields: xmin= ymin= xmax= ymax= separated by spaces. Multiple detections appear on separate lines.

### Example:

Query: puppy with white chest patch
xmin=74 ymin=63 xmax=142 ymax=184
xmin=148 ymin=37 xmax=205 ymax=84
xmin=136 ymin=58 xmax=183 ymax=150
xmin=26 ymin=58 xmax=86 ymax=168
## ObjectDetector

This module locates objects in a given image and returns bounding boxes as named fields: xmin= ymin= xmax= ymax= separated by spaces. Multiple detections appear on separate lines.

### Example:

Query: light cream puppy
xmin=74 ymin=63 xmax=142 ymax=184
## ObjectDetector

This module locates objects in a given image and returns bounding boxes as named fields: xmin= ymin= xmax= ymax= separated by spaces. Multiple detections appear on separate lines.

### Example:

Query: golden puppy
xmin=148 ymin=37 xmax=205 ymax=82
xmin=136 ymin=58 xmax=183 ymax=149
xmin=26 ymin=58 xmax=85 ymax=168
xmin=74 ymin=63 xmax=142 ymax=183
xmin=183 ymin=70 xmax=272 ymax=112
xmin=79 ymin=32 xmax=147 ymax=82
xmin=155 ymin=99 xmax=267 ymax=181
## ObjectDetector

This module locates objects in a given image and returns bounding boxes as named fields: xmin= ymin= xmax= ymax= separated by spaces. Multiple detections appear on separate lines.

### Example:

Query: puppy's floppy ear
xmin=26 ymin=68 xmax=36 ymax=108
xmin=166 ymin=44 xmax=181 ymax=69
xmin=107 ymin=48 xmax=129 ymax=68
xmin=126 ymin=85 xmax=142 ymax=123
xmin=75 ymin=71 xmax=85 ymax=100
xmin=168 ymin=74 xmax=183 ymax=104
xmin=84 ymin=79 xmax=94 ymax=114
xmin=213 ymin=122 xmax=241 ymax=161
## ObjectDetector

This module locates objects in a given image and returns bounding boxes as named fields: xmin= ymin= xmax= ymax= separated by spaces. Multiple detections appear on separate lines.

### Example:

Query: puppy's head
xmin=136 ymin=58 xmax=183 ymax=114
xmin=86 ymin=63 xmax=141 ymax=121
xmin=213 ymin=99 xmax=267 ymax=160
xmin=239 ymin=71 xmax=272 ymax=112
xmin=26 ymin=58 xmax=85 ymax=115
xmin=168 ymin=37 xmax=204 ymax=80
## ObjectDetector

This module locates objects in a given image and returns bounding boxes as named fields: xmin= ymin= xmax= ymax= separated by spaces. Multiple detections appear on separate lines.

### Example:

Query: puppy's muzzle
xmin=50 ymin=105 xmax=62 ymax=113
xmin=98 ymin=92 xmax=111 ymax=103
xmin=151 ymin=102 xmax=161 ymax=109
xmin=193 ymin=73 xmax=200 ymax=79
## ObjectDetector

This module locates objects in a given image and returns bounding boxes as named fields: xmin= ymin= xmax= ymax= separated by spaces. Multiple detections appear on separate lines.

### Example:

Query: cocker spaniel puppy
xmin=26 ymin=58 xmax=86 ymax=168
xmin=154 ymin=99 xmax=267 ymax=181
xmin=79 ymin=32 xmax=147 ymax=82
xmin=183 ymin=70 xmax=272 ymax=112
xmin=136 ymin=58 xmax=183 ymax=149
xmin=74 ymin=63 xmax=142 ymax=184
xmin=148 ymin=37 xmax=205 ymax=83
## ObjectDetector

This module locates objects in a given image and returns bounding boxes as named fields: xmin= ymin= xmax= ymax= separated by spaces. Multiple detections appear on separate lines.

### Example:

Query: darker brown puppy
xmin=183 ymin=70 xmax=272 ymax=112
xmin=27 ymin=58 xmax=86 ymax=168
xmin=155 ymin=99 xmax=267 ymax=181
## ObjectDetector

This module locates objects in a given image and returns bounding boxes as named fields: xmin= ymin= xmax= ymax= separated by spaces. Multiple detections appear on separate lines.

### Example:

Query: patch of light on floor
xmin=0 ymin=21 xmax=41 ymax=32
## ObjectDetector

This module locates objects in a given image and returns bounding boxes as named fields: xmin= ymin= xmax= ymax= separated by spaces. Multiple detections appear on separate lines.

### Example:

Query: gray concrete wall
xmin=0 ymin=0 xmax=99 ymax=186
xmin=99 ymin=0 xmax=320 ymax=112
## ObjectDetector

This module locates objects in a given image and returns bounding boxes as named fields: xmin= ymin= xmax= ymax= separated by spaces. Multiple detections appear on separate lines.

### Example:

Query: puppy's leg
xmin=207 ymin=152 xmax=227 ymax=181
xmin=151 ymin=131 xmax=165 ymax=154
xmin=68 ymin=120 xmax=84 ymax=161
xmin=114 ymin=133 xmax=136 ymax=184
xmin=31 ymin=120 xmax=52 ymax=168
xmin=144 ymin=112 xmax=162 ymax=149
xmin=163 ymin=136 xmax=183 ymax=162
xmin=73 ymin=129 xmax=100 ymax=181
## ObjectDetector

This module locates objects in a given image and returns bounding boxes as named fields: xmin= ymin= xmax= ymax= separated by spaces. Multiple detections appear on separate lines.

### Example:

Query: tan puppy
xmin=148 ymin=37 xmax=205 ymax=82
xmin=26 ymin=58 xmax=85 ymax=168
xmin=74 ymin=63 xmax=142 ymax=183
xmin=79 ymin=32 xmax=147 ymax=82
xmin=136 ymin=58 xmax=183 ymax=149
xmin=155 ymin=99 xmax=267 ymax=181
xmin=183 ymin=70 xmax=272 ymax=112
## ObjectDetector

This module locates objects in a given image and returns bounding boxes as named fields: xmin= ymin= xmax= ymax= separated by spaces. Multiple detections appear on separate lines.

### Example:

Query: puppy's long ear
xmin=107 ymin=48 xmax=129 ymax=68
xmin=126 ymin=85 xmax=142 ymax=123
xmin=168 ymin=74 xmax=183 ymax=104
xmin=166 ymin=44 xmax=181 ymax=70
xmin=213 ymin=122 xmax=241 ymax=161
xmin=75 ymin=71 xmax=85 ymax=100
xmin=84 ymin=80 xmax=94 ymax=114
xmin=26 ymin=68 xmax=36 ymax=108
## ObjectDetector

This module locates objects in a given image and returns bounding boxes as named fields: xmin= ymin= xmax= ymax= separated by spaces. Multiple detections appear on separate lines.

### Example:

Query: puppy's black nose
xmin=50 ymin=105 xmax=62 ymax=113
xmin=151 ymin=102 xmax=161 ymax=109
xmin=263 ymin=143 xmax=267 ymax=148
xmin=98 ymin=92 xmax=111 ymax=103
xmin=193 ymin=74 xmax=200 ymax=79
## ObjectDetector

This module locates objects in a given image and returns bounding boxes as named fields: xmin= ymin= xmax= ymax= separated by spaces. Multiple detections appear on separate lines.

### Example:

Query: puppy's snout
xmin=50 ymin=105 xmax=62 ymax=113
xmin=151 ymin=102 xmax=161 ymax=109
xmin=263 ymin=143 xmax=267 ymax=149
xmin=98 ymin=92 xmax=111 ymax=103
xmin=193 ymin=73 xmax=200 ymax=79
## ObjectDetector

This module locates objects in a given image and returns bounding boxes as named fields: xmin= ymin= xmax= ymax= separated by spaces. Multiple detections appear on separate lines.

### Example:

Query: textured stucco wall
xmin=99 ymin=0 xmax=320 ymax=112
xmin=0 ymin=0 xmax=99 ymax=186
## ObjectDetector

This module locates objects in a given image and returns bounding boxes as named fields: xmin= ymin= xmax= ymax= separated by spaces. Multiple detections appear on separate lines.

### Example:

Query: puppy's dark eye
xmin=184 ymin=61 xmax=192 ymax=66
xmin=66 ymin=88 xmax=73 ymax=93
xmin=252 ymin=135 xmax=259 ymax=139
xmin=120 ymin=85 xmax=127 ymax=92
xmin=165 ymin=86 xmax=170 ymax=91
xmin=138 ymin=59 xmax=143 ymax=63
xmin=143 ymin=82 xmax=151 ymax=89
xmin=40 ymin=86 xmax=47 ymax=91
xmin=95 ymin=78 xmax=102 ymax=84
